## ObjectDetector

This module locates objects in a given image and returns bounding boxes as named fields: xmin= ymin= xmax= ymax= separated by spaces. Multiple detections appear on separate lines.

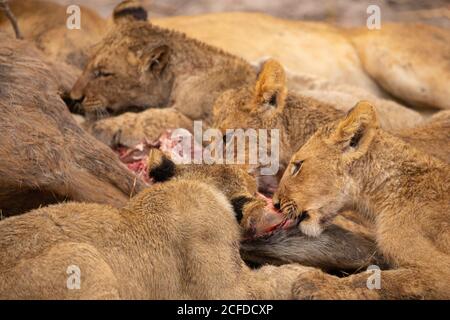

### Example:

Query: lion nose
xmin=272 ymin=194 xmax=281 ymax=210
xmin=64 ymin=92 xmax=85 ymax=115
xmin=69 ymin=93 xmax=85 ymax=104
xmin=273 ymin=201 xmax=281 ymax=211
xmin=299 ymin=211 xmax=309 ymax=222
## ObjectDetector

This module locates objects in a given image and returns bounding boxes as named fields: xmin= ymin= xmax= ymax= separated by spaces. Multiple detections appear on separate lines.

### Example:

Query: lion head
xmin=69 ymin=17 xmax=175 ymax=119
xmin=213 ymin=58 xmax=287 ymax=132
xmin=213 ymin=59 xmax=343 ymax=190
xmin=273 ymin=101 xmax=379 ymax=237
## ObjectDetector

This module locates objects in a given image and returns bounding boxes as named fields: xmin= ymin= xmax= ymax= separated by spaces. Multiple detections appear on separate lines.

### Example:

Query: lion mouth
xmin=245 ymin=217 xmax=296 ymax=240
xmin=64 ymin=95 xmax=149 ymax=120
xmin=245 ymin=193 xmax=301 ymax=240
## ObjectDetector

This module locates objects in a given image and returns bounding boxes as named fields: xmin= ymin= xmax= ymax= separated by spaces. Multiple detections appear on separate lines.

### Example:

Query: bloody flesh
xmin=114 ymin=131 xmax=294 ymax=236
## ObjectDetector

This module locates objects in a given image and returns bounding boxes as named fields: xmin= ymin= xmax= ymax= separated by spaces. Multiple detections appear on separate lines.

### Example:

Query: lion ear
xmin=140 ymin=45 xmax=171 ymax=75
xmin=113 ymin=0 xmax=148 ymax=24
xmin=147 ymin=149 xmax=176 ymax=182
xmin=253 ymin=59 xmax=287 ymax=111
xmin=331 ymin=101 xmax=379 ymax=159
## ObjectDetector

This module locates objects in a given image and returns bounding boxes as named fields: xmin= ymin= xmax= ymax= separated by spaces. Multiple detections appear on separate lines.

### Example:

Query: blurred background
xmin=53 ymin=0 xmax=450 ymax=27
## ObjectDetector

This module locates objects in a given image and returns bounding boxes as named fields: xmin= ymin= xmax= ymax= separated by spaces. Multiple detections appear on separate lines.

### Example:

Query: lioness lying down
xmin=0 ymin=149 xmax=381 ymax=299
xmin=274 ymin=102 xmax=450 ymax=299
xmin=154 ymin=6 xmax=450 ymax=109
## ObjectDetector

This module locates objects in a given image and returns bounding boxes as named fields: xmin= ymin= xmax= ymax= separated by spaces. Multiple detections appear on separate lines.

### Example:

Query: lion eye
xmin=93 ymin=69 xmax=114 ymax=78
xmin=290 ymin=160 xmax=304 ymax=176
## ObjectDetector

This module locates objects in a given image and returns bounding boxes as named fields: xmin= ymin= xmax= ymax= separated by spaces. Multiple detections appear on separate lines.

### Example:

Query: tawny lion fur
xmin=69 ymin=17 xmax=254 ymax=123
xmin=155 ymin=12 xmax=450 ymax=109
xmin=274 ymin=101 xmax=450 ymax=299
xmin=69 ymin=3 xmax=438 ymax=129
xmin=0 ymin=150 xmax=380 ymax=299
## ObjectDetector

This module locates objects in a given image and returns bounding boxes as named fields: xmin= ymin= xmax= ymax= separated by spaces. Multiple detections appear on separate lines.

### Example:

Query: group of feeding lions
xmin=0 ymin=0 xmax=449 ymax=300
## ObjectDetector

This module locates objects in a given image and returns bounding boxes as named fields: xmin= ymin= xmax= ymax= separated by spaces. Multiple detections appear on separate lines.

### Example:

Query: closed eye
xmin=290 ymin=160 xmax=304 ymax=176
xmin=93 ymin=69 xmax=114 ymax=78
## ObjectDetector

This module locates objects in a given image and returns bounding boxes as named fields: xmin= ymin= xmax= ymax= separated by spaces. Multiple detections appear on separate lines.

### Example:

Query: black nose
xmin=72 ymin=95 xmax=85 ymax=104
xmin=298 ymin=211 xmax=309 ymax=223
xmin=273 ymin=201 xmax=281 ymax=210
xmin=63 ymin=95 xmax=85 ymax=115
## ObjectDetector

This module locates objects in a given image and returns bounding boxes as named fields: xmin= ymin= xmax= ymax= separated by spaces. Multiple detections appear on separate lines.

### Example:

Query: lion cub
xmin=69 ymin=12 xmax=254 ymax=122
xmin=274 ymin=101 xmax=450 ymax=299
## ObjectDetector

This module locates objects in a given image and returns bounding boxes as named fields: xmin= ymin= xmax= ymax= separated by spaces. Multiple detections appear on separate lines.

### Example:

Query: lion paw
xmin=292 ymin=269 xmax=340 ymax=300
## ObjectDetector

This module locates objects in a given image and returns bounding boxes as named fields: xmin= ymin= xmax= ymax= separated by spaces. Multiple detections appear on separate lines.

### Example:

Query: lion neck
xmin=349 ymin=131 xmax=448 ymax=221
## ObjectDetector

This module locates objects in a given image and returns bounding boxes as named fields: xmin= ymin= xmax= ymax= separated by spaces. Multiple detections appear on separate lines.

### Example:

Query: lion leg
xmin=292 ymin=267 xmax=448 ymax=300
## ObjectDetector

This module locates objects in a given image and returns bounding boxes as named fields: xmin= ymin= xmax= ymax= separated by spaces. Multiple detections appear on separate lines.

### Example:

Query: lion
xmin=273 ymin=101 xmax=450 ymax=299
xmin=13 ymin=1 xmax=446 ymax=113
xmin=60 ymin=3 xmax=374 ymax=122
xmin=0 ymin=33 xmax=144 ymax=217
xmin=155 ymin=13 xmax=450 ymax=110
xmin=68 ymin=1 xmax=450 ymax=127
xmin=213 ymin=59 xmax=449 ymax=173
xmin=152 ymin=12 xmax=383 ymax=96
xmin=69 ymin=14 xmax=254 ymax=123
xmin=105 ymin=125 xmax=381 ymax=273
xmin=0 ymin=148 xmax=380 ymax=299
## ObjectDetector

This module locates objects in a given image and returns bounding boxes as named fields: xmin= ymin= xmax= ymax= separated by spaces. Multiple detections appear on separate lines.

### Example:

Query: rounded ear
xmin=147 ymin=149 xmax=176 ymax=182
xmin=113 ymin=0 xmax=148 ymax=24
xmin=331 ymin=101 xmax=379 ymax=159
xmin=253 ymin=59 xmax=287 ymax=111
xmin=140 ymin=45 xmax=171 ymax=75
